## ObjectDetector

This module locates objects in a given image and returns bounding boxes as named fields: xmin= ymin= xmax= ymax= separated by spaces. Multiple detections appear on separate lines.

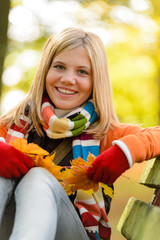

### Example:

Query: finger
xmin=22 ymin=155 xmax=34 ymax=168
xmin=11 ymin=168 xmax=21 ymax=178
xmin=11 ymin=159 xmax=30 ymax=176
xmin=13 ymin=171 xmax=21 ymax=178
xmin=0 ymin=170 xmax=12 ymax=179
xmin=16 ymin=152 xmax=34 ymax=168
xmin=100 ymin=172 xmax=110 ymax=184
xmin=0 ymin=163 xmax=13 ymax=179
xmin=18 ymin=163 xmax=30 ymax=175
xmin=92 ymin=168 xmax=104 ymax=183
xmin=13 ymin=147 xmax=34 ymax=168
xmin=106 ymin=175 xmax=117 ymax=185
xmin=87 ymin=165 xmax=96 ymax=180
xmin=5 ymin=173 xmax=12 ymax=179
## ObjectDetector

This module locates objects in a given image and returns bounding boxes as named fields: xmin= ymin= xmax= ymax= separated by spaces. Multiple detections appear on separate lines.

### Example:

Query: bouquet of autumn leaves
xmin=11 ymin=139 xmax=113 ymax=198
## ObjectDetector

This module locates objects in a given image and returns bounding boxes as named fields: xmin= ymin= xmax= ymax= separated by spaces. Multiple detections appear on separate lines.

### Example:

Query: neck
xmin=54 ymin=104 xmax=85 ymax=118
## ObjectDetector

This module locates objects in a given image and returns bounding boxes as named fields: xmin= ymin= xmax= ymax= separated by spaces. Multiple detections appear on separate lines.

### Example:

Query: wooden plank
xmin=139 ymin=157 xmax=160 ymax=188
xmin=152 ymin=188 xmax=160 ymax=206
xmin=117 ymin=197 xmax=160 ymax=240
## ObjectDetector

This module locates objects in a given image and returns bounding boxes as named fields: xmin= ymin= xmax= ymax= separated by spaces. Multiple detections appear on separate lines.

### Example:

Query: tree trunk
xmin=0 ymin=0 xmax=10 ymax=113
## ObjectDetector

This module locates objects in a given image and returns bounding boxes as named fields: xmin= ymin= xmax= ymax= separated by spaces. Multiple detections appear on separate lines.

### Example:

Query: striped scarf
xmin=6 ymin=95 xmax=111 ymax=240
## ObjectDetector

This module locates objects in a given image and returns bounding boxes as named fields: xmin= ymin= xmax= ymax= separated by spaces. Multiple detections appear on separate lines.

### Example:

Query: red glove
xmin=87 ymin=145 xmax=129 ymax=184
xmin=0 ymin=142 xmax=34 ymax=179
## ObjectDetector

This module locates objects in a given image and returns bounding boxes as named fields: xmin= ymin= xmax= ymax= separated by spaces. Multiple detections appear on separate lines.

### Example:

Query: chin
xmin=59 ymin=106 xmax=75 ymax=110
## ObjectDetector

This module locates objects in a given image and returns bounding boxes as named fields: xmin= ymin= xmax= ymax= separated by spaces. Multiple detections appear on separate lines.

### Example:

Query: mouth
xmin=56 ymin=87 xmax=77 ymax=95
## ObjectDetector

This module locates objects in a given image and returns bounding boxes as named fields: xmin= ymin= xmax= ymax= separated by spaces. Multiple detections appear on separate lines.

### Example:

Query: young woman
xmin=0 ymin=27 xmax=160 ymax=240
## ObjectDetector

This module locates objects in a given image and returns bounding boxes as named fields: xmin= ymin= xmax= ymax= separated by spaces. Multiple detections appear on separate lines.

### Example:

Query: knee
xmin=15 ymin=167 xmax=61 ymax=195
xmin=23 ymin=167 xmax=53 ymax=182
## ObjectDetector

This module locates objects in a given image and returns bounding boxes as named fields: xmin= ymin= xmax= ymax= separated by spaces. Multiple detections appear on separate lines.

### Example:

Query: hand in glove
xmin=87 ymin=145 xmax=129 ymax=184
xmin=0 ymin=142 xmax=34 ymax=179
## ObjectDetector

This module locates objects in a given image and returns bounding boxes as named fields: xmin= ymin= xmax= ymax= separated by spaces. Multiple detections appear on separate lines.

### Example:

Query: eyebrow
xmin=52 ymin=61 xmax=91 ymax=70
xmin=78 ymin=65 xmax=91 ymax=70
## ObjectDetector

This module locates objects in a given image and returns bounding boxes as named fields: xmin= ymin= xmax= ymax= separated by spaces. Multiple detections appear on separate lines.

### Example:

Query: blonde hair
xmin=0 ymin=27 xmax=119 ymax=139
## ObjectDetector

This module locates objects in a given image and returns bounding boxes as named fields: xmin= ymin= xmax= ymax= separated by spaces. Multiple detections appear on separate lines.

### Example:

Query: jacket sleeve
xmin=100 ymin=123 xmax=160 ymax=165
xmin=0 ymin=125 xmax=7 ymax=139
xmin=119 ymin=126 xmax=160 ymax=164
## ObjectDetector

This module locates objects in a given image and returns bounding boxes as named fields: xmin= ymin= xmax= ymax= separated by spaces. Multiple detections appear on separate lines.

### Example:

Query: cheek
xmin=83 ymin=80 xmax=93 ymax=96
xmin=45 ymin=73 xmax=50 ymax=87
xmin=46 ymin=72 xmax=56 ymax=89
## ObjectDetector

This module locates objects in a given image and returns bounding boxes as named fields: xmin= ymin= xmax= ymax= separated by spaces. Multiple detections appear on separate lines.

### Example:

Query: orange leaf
xmin=11 ymin=139 xmax=105 ymax=196
xmin=63 ymin=153 xmax=99 ymax=193
xmin=11 ymin=138 xmax=64 ymax=180
xmin=11 ymin=138 xmax=49 ymax=155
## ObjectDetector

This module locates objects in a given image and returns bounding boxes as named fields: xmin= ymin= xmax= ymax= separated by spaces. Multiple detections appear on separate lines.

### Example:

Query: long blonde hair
xmin=0 ymin=27 xmax=119 ymax=139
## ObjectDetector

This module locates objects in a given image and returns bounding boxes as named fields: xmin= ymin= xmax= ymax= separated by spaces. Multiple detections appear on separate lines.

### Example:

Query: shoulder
xmin=100 ymin=123 xmax=142 ymax=151
xmin=0 ymin=124 xmax=8 ymax=138
xmin=107 ymin=122 xmax=142 ymax=140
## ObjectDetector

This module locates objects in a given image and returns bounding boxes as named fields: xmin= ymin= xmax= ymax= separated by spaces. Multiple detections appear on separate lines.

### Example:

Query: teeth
xmin=57 ymin=88 xmax=76 ymax=95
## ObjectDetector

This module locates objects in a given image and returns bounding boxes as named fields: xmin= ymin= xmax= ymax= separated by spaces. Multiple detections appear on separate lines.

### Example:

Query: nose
xmin=60 ymin=70 xmax=76 ymax=85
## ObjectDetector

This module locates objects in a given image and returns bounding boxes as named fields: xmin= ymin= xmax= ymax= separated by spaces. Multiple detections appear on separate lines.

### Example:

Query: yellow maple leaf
xmin=62 ymin=153 xmax=99 ymax=193
xmin=11 ymin=138 xmax=63 ymax=180
xmin=11 ymin=138 xmax=49 ymax=156
xmin=100 ymin=183 xmax=114 ymax=199
xmin=71 ymin=157 xmax=90 ymax=167
xmin=11 ymin=139 xmax=113 ymax=198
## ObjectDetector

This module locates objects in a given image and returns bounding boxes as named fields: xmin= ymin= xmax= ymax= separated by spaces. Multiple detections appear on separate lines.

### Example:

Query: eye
xmin=78 ymin=69 xmax=88 ymax=75
xmin=54 ymin=65 xmax=65 ymax=70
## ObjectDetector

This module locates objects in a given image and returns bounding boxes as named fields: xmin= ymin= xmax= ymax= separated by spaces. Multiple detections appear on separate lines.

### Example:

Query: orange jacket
xmin=100 ymin=123 xmax=160 ymax=164
xmin=0 ymin=125 xmax=7 ymax=138
xmin=1 ymin=123 xmax=160 ymax=164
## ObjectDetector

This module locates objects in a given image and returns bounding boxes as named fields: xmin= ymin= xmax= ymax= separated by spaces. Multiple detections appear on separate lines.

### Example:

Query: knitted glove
xmin=0 ymin=142 xmax=34 ymax=179
xmin=87 ymin=145 xmax=130 ymax=184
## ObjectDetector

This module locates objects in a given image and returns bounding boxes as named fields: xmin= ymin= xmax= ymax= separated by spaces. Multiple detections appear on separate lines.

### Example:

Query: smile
xmin=57 ymin=87 xmax=77 ymax=95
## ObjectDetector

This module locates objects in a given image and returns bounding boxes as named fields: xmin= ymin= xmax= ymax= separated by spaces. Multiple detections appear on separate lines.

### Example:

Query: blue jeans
xmin=0 ymin=168 xmax=89 ymax=240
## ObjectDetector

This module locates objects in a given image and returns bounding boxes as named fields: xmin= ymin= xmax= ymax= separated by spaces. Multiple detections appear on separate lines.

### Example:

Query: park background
xmin=0 ymin=0 xmax=160 ymax=239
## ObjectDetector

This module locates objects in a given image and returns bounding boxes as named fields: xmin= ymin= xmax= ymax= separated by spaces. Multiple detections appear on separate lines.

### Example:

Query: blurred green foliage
xmin=1 ymin=0 xmax=160 ymax=127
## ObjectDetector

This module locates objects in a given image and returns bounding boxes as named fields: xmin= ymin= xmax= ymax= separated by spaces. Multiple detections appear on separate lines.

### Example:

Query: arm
xmin=0 ymin=125 xmax=7 ymax=140
xmin=118 ymin=126 xmax=160 ymax=164
xmin=87 ymin=124 xmax=160 ymax=184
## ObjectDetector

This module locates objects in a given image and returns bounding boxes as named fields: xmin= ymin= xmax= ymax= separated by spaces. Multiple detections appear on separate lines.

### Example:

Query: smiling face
xmin=45 ymin=47 xmax=93 ymax=109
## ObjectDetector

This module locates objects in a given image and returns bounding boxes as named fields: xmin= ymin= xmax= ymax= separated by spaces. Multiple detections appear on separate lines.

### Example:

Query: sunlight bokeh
xmin=2 ymin=90 xmax=26 ymax=113
xmin=3 ymin=0 xmax=159 ymax=115
xmin=1 ymin=1 xmax=160 ymax=239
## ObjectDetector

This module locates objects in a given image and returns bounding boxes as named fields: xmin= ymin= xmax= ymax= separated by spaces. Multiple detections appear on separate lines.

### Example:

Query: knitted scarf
xmin=6 ymin=95 xmax=111 ymax=240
